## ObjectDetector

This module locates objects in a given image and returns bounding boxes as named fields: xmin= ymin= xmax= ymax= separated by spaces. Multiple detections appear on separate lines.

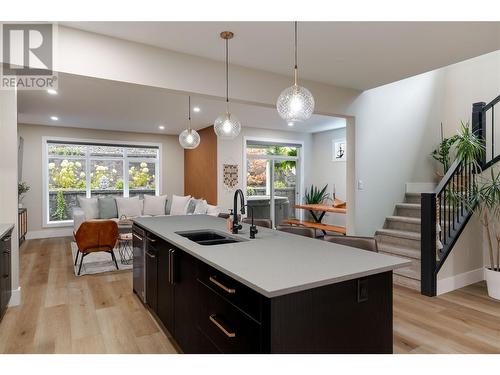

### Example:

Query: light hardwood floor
xmin=1 ymin=237 xmax=499 ymax=354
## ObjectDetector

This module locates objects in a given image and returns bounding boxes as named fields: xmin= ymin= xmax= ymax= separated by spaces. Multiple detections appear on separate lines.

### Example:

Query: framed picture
xmin=223 ymin=163 xmax=239 ymax=190
xmin=333 ymin=139 xmax=346 ymax=162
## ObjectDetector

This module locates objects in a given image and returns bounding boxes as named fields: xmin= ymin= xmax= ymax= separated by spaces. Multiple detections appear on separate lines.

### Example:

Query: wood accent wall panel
xmin=184 ymin=126 xmax=217 ymax=205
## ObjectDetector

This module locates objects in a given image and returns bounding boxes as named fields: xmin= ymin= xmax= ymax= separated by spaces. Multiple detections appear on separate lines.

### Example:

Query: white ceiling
xmin=62 ymin=21 xmax=500 ymax=90
xmin=17 ymin=73 xmax=346 ymax=135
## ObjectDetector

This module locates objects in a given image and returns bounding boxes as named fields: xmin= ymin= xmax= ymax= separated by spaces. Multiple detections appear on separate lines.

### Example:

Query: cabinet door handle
xmin=209 ymin=314 xmax=236 ymax=338
xmin=133 ymin=233 xmax=143 ymax=241
xmin=3 ymin=251 xmax=10 ymax=255
xmin=170 ymin=249 xmax=176 ymax=285
xmin=209 ymin=276 xmax=236 ymax=294
xmin=2 ymin=236 xmax=11 ymax=242
xmin=145 ymin=251 xmax=156 ymax=259
xmin=148 ymin=238 xmax=157 ymax=243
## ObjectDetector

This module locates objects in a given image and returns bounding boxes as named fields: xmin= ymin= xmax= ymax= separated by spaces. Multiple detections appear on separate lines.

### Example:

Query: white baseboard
xmin=405 ymin=182 xmax=437 ymax=194
xmin=437 ymin=268 xmax=485 ymax=295
xmin=8 ymin=287 xmax=21 ymax=306
xmin=26 ymin=227 xmax=73 ymax=240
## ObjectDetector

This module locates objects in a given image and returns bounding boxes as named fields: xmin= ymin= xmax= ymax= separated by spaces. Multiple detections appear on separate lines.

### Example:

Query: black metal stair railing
xmin=421 ymin=95 xmax=500 ymax=297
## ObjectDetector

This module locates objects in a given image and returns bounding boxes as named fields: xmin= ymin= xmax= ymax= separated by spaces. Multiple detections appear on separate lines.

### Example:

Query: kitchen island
xmin=132 ymin=215 xmax=409 ymax=354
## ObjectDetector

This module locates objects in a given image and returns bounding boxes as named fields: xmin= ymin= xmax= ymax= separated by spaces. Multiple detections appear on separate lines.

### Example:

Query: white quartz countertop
xmin=0 ymin=224 xmax=14 ymax=239
xmin=133 ymin=215 xmax=411 ymax=298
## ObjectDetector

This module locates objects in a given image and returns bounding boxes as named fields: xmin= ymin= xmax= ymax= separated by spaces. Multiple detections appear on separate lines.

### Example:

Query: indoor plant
xmin=466 ymin=168 xmax=500 ymax=300
xmin=304 ymin=184 xmax=330 ymax=205
xmin=18 ymin=181 xmax=30 ymax=208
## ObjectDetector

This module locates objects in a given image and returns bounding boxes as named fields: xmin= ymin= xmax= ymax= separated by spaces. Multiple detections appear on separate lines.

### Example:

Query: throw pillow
xmin=77 ymin=196 xmax=99 ymax=219
xmin=115 ymin=196 xmax=142 ymax=218
xmin=206 ymin=204 xmax=221 ymax=217
xmin=143 ymin=195 xmax=168 ymax=216
xmin=170 ymin=194 xmax=192 ymax=215
xmin=193 ymin=199 xmax=208 ymax=215
xmin=98 ymin=197 xmax=118 ymax=219
xmin=186 ymin=198 xmax=198 ymax=214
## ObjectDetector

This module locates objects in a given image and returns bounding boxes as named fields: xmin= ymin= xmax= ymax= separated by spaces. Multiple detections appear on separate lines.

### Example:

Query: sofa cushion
xmin=143 ymin=195 xmax=168 ymax=216
xmin=115 ymin=196 xmax=142 ymax=218
xmin=170 ymin=194 xmax=191 ymax=215
xmin=98 ymin=197 xmax=118 ymax=219
xmin=77 ymin=196 xmax=99 ymax=219
xmin=193 ymin=199 xmax=208 ymax=215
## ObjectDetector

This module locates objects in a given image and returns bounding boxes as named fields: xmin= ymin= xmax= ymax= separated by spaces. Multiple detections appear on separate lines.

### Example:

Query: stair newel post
xmin=421 ymin=192 xmax=437 ymax=296
xmin=472 ymin=101 xmax=486 ymax=168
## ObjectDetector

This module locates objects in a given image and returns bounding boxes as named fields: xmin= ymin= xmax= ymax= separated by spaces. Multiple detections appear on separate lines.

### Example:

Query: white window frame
xmin=243 ymin=136 xmax=305 ymax=223
xmin=42 ymin=136 xmax=162 ymax=228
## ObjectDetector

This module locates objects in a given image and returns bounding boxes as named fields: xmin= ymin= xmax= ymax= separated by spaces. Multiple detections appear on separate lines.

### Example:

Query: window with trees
xmin=44 ymin=139 xmax=160 ymax=225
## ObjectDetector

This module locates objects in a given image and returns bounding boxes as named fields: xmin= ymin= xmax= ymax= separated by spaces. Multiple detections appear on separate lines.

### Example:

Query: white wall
xmin=348 ymin=50 xmax=500 ymax=282
xmin=51 ymin=26 xmax=360 ymax=118
xmin=0 ymin=89 xmax=20 ymax=305
xmin=310 ymin=127 xmax=347 ymax=227
xmin=349 ymin=69 xmax=444 ymax=236
xmin=17 ymin=123 xmax=184 ymax=237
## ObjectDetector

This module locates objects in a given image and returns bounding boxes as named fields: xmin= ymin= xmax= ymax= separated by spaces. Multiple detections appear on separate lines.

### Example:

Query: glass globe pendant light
xmin=276 ymin=22 xmax=315 ymax=123
xmin=179 ymin=96 xmax=201 ymax=149
xmin=214 ymin=31 xmax=241 ymax=140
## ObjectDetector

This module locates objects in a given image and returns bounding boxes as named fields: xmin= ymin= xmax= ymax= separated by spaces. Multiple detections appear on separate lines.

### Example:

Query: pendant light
xmin=276 ymin=22 xmax=315 ymax=124
xmin=179 ymin=96 xmax=201 ymax=149
xmin=214 ymin=31 xmax=241 ymax=140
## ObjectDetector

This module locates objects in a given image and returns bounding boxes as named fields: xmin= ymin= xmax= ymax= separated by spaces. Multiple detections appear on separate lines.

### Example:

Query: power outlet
xmin=357 ymin=180 xmax=364 ymax=190
xmin=357 ymin=278 xmax=368 ymax=303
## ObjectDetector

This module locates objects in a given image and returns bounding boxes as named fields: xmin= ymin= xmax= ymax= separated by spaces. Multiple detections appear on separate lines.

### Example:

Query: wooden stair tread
xmin=375 ymin=228 xmax=421 ymax=240
xmin=386 ymin=216 xmax=421 ymax=224
xmin=282 ymin=219 xmax=347 ymax=234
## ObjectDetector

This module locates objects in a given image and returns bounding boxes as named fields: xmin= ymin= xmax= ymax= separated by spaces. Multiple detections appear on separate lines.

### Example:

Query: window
xmin=44 ymin=139 xmax=160 ymax=225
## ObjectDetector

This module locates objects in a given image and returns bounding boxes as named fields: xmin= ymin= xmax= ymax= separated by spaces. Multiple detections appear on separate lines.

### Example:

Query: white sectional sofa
xmin=72 ymin=194 xmax=221 ymax=233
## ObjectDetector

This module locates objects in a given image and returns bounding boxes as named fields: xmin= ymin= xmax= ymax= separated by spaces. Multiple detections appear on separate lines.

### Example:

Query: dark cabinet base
xmin=133 ymin=223 xmax=394 ymax=354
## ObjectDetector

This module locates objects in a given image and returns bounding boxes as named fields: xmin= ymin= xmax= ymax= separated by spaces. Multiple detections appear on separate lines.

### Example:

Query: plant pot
xmin=485 ymin=267 xmax=500 ymax=300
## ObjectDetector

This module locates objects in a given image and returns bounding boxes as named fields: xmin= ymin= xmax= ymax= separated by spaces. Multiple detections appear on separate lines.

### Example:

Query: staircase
xmin=375 ymin=193 xmax=422 ymax=291
xmin=420 ymin=95 xmax=500 ymax=296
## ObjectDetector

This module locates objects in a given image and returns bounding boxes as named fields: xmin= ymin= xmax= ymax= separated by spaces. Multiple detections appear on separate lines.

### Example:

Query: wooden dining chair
xmin=74 ymin=220 xmax=119 ymax=275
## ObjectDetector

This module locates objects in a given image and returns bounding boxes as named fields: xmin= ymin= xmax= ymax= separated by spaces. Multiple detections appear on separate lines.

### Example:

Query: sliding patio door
xmin=245 ymin=141 xmax=302 ymax=227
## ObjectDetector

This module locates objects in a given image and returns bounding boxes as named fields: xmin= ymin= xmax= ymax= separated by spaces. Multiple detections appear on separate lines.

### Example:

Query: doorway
xmin=244 ymin=139 xmax=303 ymax=227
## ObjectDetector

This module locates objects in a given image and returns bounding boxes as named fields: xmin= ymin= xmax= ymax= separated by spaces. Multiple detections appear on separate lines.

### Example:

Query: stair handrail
xmin=421 ymin=95 xmax=499 ymax=296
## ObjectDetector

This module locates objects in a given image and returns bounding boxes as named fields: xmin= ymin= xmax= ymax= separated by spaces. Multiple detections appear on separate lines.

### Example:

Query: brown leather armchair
xmin=323 ymin=235 xmax=378 ymax=252
xmin=276 ymin=225 xmax=316 ymax=238
xmin=242 ymin=218 xmax=273 ymax=229
xmin=74 ymin=220 xmax=119 ymax=275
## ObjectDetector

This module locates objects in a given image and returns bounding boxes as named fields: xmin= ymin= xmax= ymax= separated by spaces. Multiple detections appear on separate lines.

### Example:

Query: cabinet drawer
xmin=197 ymin=280 xmax=262 ymax=354
xmin=197 ymin=262 xmax=262 ymax=322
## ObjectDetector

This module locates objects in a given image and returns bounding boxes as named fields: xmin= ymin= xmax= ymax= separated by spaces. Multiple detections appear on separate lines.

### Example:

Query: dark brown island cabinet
xmin=133 ymin=223 xmax=393 ymax=354
xmin=0 ymin=228 xmax=13 ymax=322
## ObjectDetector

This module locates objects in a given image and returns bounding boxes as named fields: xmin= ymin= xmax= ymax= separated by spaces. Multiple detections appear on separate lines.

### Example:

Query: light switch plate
xmin=357 ymin=180 xmax=364 ymax=190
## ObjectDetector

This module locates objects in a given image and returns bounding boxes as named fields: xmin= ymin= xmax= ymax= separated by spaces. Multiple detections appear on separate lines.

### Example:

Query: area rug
xmin=70 ymin=242 xmax=132 ymax=276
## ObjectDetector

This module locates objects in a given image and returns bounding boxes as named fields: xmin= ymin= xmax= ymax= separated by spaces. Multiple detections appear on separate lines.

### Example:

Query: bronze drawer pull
xmin=132 ymin=233 xmax=143 ymax=241
xmin=209 ymin=314 xmax=236 ymax=338
xmin=209 ymin=276 xmax=236 ymax=294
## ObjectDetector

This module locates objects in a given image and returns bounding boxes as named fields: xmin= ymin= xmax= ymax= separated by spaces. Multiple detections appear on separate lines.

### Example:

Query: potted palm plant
xmin=451 ymin=121 xmax=500 ymax=299
xmin=467 ymin=169 xmax=500 ymax=300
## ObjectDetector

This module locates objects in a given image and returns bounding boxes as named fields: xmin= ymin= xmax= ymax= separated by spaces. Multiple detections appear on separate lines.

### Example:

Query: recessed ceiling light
xmin=287 ymin=122 xmax=294 ymax=127
xmin=50 ymin=116 xmax=59 ymax=121
xmin=158 ymin=125 xmax=165 ymax=130
xmin=193 ymin=107 xmax=200 ymax=113
xmin=47 ymin=89 xmax=57 ymax=95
